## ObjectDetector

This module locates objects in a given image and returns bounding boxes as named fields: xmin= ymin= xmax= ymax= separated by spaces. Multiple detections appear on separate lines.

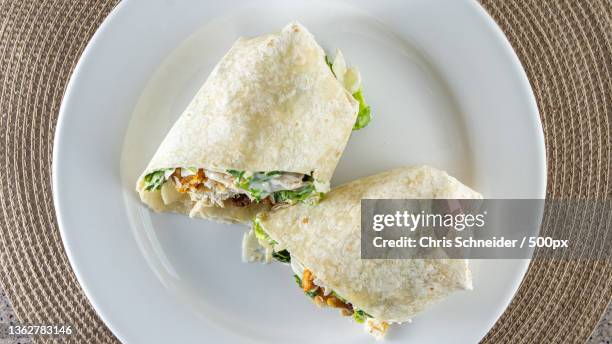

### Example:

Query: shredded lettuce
xmin=353 ymin=309 xmax=373 ymax=323
xmin=253 ymin=218 xmax=276 ymax=245
xmin=272 ymin=249 xmax=291 ymax=263
xmin=143 ymin=168 xmax=174 ymax=191
xmin=294 ymin=274 xmax=302 ymax=287
xmin=227 ymin=169 xmax=251 ymax=189
xmin=226 ymin=169 xmax=245 ymax=180
xmin=228 ymin=169 xmax=318 ymax=204
xmin=325 ymin=55 xmax=335 ymax=76
xmin=305 ymin=289 xmax=319 ymax=298
xmin=254 ymin=219 xmax=291 ymax=263
xmin=228 ymin=169 xmax=261 ymax=199
xmin=271 ymin=184 xmax=316 ymax=204
xmin=248 ymin=188 xmax=264 ymax=202
xmin=352 ymin=89 xmax=371 ymax=130
xmin=249 ymin=171 xmax=282 ymax=201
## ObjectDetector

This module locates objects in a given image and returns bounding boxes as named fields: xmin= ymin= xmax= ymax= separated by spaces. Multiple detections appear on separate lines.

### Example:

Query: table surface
xmin=0 ymin=288 xmax=31 ymax=344
xmin=0 ymin=285 xmax=609 ymax=343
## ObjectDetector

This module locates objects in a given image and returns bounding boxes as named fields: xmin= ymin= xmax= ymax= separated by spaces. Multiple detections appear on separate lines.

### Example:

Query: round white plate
xmin=53 ymin=0 xmax=546 ymax=343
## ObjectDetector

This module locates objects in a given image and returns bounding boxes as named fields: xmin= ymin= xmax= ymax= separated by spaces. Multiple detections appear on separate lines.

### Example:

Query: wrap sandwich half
xmin=242 ymin=166 xmax=481 ymax=339
xmin=136 ymin=22 xmax=371 ymax=223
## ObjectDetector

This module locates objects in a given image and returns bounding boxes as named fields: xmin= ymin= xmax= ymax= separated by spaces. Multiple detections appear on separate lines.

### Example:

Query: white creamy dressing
xmin=248 ymin=172 xmax=306 ymax=195
xmin=179 ymin=167 xmax=197 ymax=177
xmin=204 ymin=170 xmax=235 ymax=187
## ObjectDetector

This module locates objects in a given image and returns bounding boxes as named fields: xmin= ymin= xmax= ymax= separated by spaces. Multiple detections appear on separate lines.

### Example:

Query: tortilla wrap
xmin=136 ymin=22 xmax=359 ymax=223
xmin=257 ymin=166 xmax=481 ymax=322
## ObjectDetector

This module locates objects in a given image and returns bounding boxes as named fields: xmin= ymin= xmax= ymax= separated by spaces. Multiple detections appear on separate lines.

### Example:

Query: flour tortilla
xmin=136 ymin=22 xmax=359 ymax=223
xmin=258 ymin=166 xmax=481 ymax=321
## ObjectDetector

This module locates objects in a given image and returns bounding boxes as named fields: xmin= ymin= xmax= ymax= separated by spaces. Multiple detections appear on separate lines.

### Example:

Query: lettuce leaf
xmin=352 ymin=88 xmax=371 ymax=130
xmin=271 ymin=184 xmax=316 ymax=204
xmin=226 ymin=169 xmax=245 ymax=180
xmin=325 ymin=55 xmax=335 ymax=76
xmin=294 ymin=274 xmax=302 ymax=288
xmin=143 ymin=168 xmax=174 ymax=191
xmin=272 ymin=249 xmax=291 ymax=263
xmin=228 ymin=170 xmax=318 ymax=204
xmin=353 ymin=309 xmax=373 ymax=323
xmin=253 ymin=218 xmax=277 ymax=245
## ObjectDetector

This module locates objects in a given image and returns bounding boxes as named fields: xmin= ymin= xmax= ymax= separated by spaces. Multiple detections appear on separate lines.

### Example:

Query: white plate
xmin=53 ymin=0 xmax=546 ymax=343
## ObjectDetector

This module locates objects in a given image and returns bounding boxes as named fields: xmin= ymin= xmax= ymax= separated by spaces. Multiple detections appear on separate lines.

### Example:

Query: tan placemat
xmin=0 ymin=1 xmax=610 ymax=343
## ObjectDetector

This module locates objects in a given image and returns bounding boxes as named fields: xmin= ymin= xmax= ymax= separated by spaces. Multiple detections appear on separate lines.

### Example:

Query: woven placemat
xmin=0 ymin=1 xmax=610 ymax=343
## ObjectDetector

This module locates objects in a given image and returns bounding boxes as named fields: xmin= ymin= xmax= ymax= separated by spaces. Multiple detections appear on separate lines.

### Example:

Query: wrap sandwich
xmin=242 ymin=166 xmax=481 ymax=339
xmin=136 ymin=22 xmax=371 ymax=223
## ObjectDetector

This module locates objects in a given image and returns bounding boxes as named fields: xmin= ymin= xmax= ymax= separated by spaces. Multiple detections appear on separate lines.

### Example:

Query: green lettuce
xmin=352 ymin=89 xmax=371 ymax=130
xmin=325 ymin=55 xmax=335 ymax=76
xmin=272 ymin=249 xmax=291 ymax=263
xmin=253 ymin=218 xmax=276 ymax=245
xmin=227 ymin=170 xmax=260 ymax=200
xmin=226 ymin=169 xmax=245 ymax=180
xmin=353 ymin=309 xmax=373 ymax=323
xmin=254 ymin=218 xmax=292 ymax=263
xmin=227 ymin=170 xmax=318 ymax=204
xmin=271 ymin=184 xmax=317 ymax=204
xmin=143 ymin=168 xmax=174 ymax=191
xmin=294 ymin=274 xmax=302 ymax=288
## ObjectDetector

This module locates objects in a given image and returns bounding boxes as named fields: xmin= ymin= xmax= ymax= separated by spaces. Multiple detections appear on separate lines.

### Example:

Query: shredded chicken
xmin=205 ymin=171 xmax=235 ymax=187
xmin=301 ymin=269 xmax=353 ymax=314
xmin=173 ymin=169 xmax=207 ymax=193
xmin=169 ymin=168 xmax=242 ymax=207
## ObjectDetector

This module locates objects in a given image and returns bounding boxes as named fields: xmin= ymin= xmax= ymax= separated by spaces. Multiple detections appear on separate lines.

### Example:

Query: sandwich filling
xmin=242 ymin=219 xmax=389 ymax=340
xmin=142 ymin=168 xmax=323 ymax=209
